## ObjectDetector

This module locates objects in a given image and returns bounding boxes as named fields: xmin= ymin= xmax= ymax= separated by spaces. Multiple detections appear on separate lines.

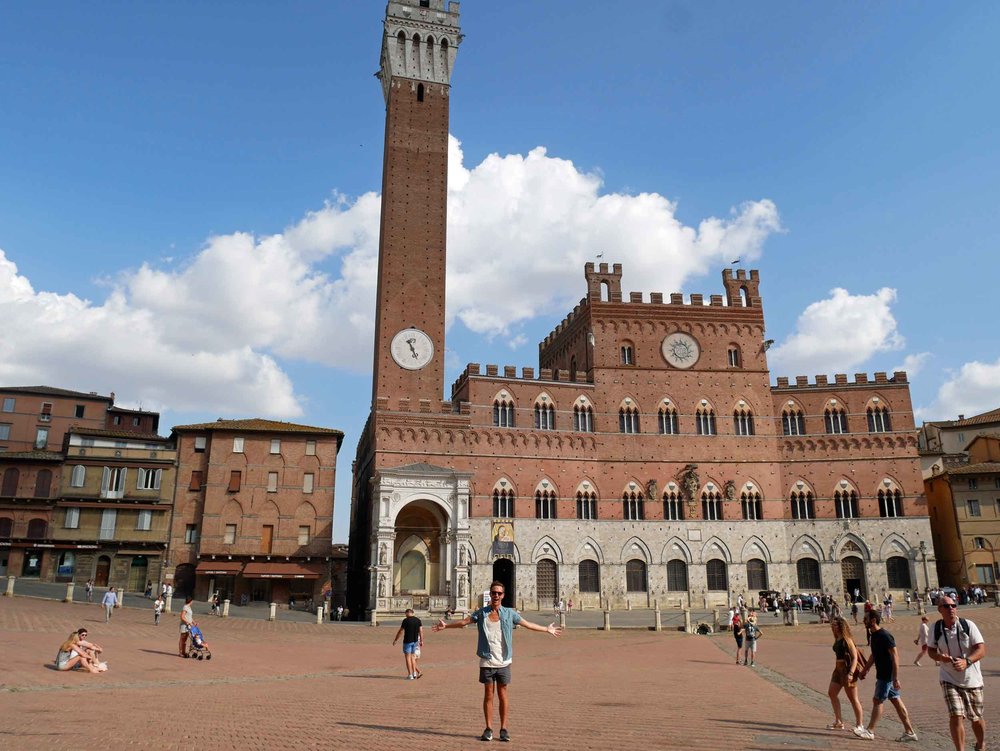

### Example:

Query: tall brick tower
xmin=371 ymin=1 xmax=461 ymax=405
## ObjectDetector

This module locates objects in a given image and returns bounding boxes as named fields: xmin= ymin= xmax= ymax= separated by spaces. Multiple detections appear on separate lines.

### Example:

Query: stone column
xmin=603 ymin=609 xmax=611 ymax=631
xmin=559 ymin=610 xmax=566 ymax=629
xmin=64 ymin=582 xmax=75 ymax=603
xmin=268 ymin=602 xmax=277 ymax=621
xmin=165 ymin=592 xmax=173 ymax=613
xmin=316 ymin=607 xmax=323 ymax=625
xmin=684 ymin=607 xmax=692 ymax=634
xmin=3 ymin=577 xmax=13 ymax=597
xmin=654 ymin=606 xmax=662 ymax=632
xmin=222 ymin=599 xmax=230 ymax=618
xmin=116 ymin=587 xmax=124 ymax=607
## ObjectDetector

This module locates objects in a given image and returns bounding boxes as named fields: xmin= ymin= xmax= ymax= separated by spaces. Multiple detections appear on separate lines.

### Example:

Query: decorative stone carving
xmin=723 ymin=480 xmax=736 ymax=502
xmin=378 ymin=574 xmax=386 ymax=598
xmin=645 ymin=479 xmax=658 ymax=501
xmin=379 ymin=544 xmax=388 ymax=565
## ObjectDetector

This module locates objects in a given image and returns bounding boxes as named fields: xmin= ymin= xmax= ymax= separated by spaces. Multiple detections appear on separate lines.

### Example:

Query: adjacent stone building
xmin=166 ymin=419 xmax=343 ymax=605
xmin=49 ymin=426 xmax=176 ymax=589
xmin=919 ymin=407 xmax=1000 ymax=479
xmin=348 ymin=0 xmax=937 ymax=617
xmin=0 ymin=449 xmax=63 ymax=579
xmin=925 ymin=434 xmax=1000 ymax=588
xmin=0 ymin=386 xmax=112 ymax=453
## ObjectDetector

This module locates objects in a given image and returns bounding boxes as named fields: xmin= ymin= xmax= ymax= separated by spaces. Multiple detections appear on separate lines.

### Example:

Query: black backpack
xmin=933 ymin=617 xmax=970 ymax=645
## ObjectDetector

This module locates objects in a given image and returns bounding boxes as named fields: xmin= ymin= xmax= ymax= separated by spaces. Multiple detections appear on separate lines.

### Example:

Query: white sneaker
xmin=896 ymin=731 xmax=918 ymax=742
xmin=852 ymin=726 xmax=875 ymax=740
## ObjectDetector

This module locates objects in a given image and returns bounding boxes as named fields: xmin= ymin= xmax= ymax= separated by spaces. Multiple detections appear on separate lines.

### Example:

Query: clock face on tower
xmin=661 ymin=332 xmax=701 ymax=369
xmin=390 ymin=328 xmax=434 ymax=370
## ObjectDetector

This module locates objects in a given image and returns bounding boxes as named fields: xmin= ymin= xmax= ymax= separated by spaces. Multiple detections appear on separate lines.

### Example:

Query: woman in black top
xmin=826 ymin=616 xmax=865 ymax=732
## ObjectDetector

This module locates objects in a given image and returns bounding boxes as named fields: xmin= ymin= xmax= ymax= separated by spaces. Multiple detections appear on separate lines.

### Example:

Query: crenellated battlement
xmin=772 ymin=371 xmax=909 ymax=390
xmin=450 ymin=361 xmax=589 ymax=398
xmin=539 ymin=265 xmax=765 ymax=350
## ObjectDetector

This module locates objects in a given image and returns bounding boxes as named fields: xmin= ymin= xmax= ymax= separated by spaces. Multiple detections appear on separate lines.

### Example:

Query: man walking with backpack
xmin=927 ymin=595 xmax=987 ymax=751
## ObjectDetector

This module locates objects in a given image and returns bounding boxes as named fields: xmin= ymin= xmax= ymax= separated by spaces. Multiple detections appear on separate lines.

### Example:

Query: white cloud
xmin=892 ymin=352 xmax=931 ymax=379
xmin=446 ymin=139 xmax=782 ymax=337
xmin=768 ymin=287 xmax=904 ymax=376
xmin=0 ymin=251 xmax=301 ymax=417
xmin=0 ymin=136 xmax=782 ymax=415
xmin=917 ymin=357 xmax=1000 ymax=421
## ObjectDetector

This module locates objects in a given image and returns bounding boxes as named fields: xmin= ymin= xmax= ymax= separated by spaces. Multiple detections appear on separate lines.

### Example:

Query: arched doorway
xmin=173 ymin=563 xmax=195 ymax=598
xmin=95 ymin=555 xmax=111 ymax=586
xmin=393 ymin=501 xmax=445 ymax=606
xmin=128 ymin=556 xmax=149 ymax=592
xmin=841 ymin=556 xmax=867 ymax=600
xmin=536 ymin=559 xmax=558 ymax=608
xmin=492 ymin=558 xmax=515 ymax=608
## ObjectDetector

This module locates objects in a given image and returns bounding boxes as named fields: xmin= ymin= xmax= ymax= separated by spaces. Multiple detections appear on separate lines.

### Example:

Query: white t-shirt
xmin=916 ymin=622 xmax=929 ymax=646
xmin=933 ymin=619 xmax=985 ymax=688
xmin=479 ymin=615 xmax=511 ymax=668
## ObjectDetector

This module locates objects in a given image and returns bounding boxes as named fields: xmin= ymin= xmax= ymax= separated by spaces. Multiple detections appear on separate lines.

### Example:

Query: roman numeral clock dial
xmin=390 ymin=328 xmax=434 ymax=370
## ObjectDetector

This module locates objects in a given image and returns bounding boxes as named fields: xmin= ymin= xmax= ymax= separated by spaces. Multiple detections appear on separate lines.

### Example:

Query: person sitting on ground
xmin=56 ymin=629 xmax=108 ymax=673
xmin=74 ymin=628 xmax=104 ymax=662
xmin=55 ymin=633 xmax=100 ymax=673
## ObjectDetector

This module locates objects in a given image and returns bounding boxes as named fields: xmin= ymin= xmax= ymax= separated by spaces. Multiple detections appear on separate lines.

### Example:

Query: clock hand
xmin=406 ymin=338 xmax=418 ymax=357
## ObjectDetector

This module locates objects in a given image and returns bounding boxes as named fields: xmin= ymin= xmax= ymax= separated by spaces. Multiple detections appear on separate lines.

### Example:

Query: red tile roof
xmin=0 ymin=385 xmax=112 ymax=400
xmin=945 ymin=462 xmax=1000 ymax=476
xmin=953 ymin=408 xmax=1000 ymax=427
xmin=68 ymin=426 xmax=169 ymax=442
xmin=171 ymin=418 xmax=343 ymax=436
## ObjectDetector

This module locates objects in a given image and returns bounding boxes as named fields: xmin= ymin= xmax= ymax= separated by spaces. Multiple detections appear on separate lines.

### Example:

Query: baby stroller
xmin=186 ymin=624 xmax=212 ymax=660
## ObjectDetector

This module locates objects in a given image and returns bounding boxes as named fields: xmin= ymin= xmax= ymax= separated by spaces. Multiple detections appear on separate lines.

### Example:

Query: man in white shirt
xmin=101 ymin=588 xmax=117 ymax=622
xmin=927 ymin=596 xmax=987 ymax=751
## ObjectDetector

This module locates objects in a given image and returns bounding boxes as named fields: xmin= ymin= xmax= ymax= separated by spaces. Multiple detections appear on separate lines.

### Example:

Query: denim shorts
xmin=873 ymin=679 xmax=900 ymax=702
xmin=402 ymin=641 xmax=419 ymax=655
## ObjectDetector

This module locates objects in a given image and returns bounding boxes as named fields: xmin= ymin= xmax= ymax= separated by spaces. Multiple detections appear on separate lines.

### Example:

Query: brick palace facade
xmin=348 ymin=0 xmax=937 ymax=615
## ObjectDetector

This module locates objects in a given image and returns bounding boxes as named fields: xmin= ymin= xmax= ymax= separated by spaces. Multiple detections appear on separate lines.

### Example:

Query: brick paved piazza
xmin=1 ymin=597 xmax=996 ymax=750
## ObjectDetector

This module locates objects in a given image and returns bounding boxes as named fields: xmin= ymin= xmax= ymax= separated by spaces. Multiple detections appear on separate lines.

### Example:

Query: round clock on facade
xmin=661 ymin=332 xmax=700 ymax=369
xmin=390 ymin=328 xmax=434 ymax=370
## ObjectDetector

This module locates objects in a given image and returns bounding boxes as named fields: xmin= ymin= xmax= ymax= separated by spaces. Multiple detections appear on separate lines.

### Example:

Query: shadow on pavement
xmin=138 ymin=649 xmax=178 ymax=657
xmin=336 ymin=722 xmax=470 ymax=739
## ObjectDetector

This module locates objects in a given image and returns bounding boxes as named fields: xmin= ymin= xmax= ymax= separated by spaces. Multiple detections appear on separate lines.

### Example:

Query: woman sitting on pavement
xmin=826 ymin=616 xmax=865 ymax=734
xmin=55 ymin=633 xmax=100 ymax=673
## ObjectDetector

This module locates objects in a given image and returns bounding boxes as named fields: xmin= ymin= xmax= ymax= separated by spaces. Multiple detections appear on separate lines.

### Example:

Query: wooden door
xmin=262 ymin=525 xmax=274 ymax=554
xmin=95 ymin=556 xmax=111 ymax=587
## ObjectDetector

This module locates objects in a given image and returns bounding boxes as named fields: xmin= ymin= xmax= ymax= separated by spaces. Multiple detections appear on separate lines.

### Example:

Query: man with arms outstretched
xmin=433 ymin=581 xmax=562 ymax=742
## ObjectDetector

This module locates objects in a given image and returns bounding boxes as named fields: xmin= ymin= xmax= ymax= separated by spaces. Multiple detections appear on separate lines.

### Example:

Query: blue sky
xmin=2 ymin=2 xmax=998 ymax=541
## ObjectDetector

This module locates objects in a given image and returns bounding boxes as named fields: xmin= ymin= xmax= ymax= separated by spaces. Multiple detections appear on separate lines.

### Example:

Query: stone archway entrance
xmin=841 ymin=556 xmax=867 ymax=600
xmin=393 ymin=500 xmax=445 ymax=609
xmin=367 ymin=463 xmax=473 ymax=615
